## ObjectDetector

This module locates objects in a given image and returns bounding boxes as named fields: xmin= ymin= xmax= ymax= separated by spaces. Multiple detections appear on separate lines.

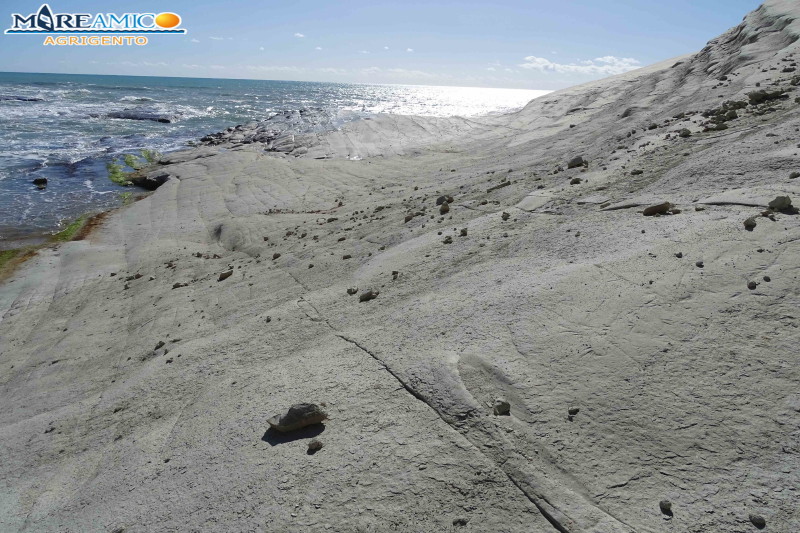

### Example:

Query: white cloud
xmin=487 ymin=67 xmax=496 ymax=71
xmin=384 ymin=46 xmax=389 ymax=50
xmin=406 ymin=48 xmax=414 ymax=52
xmin=519 ymin=55 xmax=640 ymax=75
xmin=315 ymin=46 xmax=322 ymax=50
xmin=259 ymin=46 xmax=264 ymax=51
xmin=360 ymin=50 xmax=370 ymax=54
xmin=210 ymin=65 xmax=226 ymax=70
xmin=143 ymin=61 xmax=168 ymax=67
xmin=294 ymin=33 xmax=305 ymax=38
xmin=190 ymin=38 xmax=200 ymax=43
xmin=244 ymin=65 xmax=304 ymax=73
xmin=318 ymin=67 xmax=347 ymax=75
xmin=209 ymin=36 xmax=224 ymax=41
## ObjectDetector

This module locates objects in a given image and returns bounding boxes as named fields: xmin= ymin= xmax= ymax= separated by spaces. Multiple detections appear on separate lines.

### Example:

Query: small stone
xmin=359 ymin=289 xmax=379 ymax=302
xmin=501 ymin=212 xmax=510 ymax=221
xmin=659 ymin=500 xmax=673 ymax=517
xmin=218 ymin=270 xmax=233 ymax=282
xmin=439 ymin=202 xmax=450 ymax=215
xmin=696 ymin=261 xmax=704 ymax=268
xmin=154 ymin=341 xmax=165 ymax=351
xmin=743 ymin=217 xmax=757 ymax=231
xmin=675 ymin=252 xmax=683 ymax=258
xmin=679 ymin=128 xmax=691 ymax=138
xmin=436 ymin=195 xmax=454 ymax=206
xmin=768 ymin=195 xmax=792 ymax=211
xmin=748 ymin=281 xmax=757 ymax=290
xmin=568 ymin=407 xmax=580 ymax=416
xmin=460 ymin=228 xmax=468 ymax=237
xmin=267 ymin=403 xmax=327 ymax=433
xmin=570 ymin=177 xmax=582 ymax=185
xmin=272 ymin=253 xmax=281 ymax=260
xmin=32 ymin=177 xmax=48 ymax=188
xmin=643 ymin=202 xmax=672 ymax=216
xmin=342 ymin=254 xmax=352 ymax=260
xmin=567 ymin=156 xmax=586 ymax=169
xmin=404 ymin=214 xmax=414 ymax=223
xmin=749 ymin=514 xmax=766 ymax=529
xmin=308 ymin=438 xmax=323 ymax=453
xmin=630 ymin=169 xmax=644 ymax=175
xmin=443 ymin=236 xmax=453 ymax=244
xmin=763 ymin=276 xmax=771 ymax=282
xmin=493 ymin=398 xmax=510 ymax=416
xmin=790 ymin=172 xmax=800 ymax=179
xmin=347 ymin=287 xmax=358 ymax=295
xmin=452 ymin=518 xmax=469 ymax=527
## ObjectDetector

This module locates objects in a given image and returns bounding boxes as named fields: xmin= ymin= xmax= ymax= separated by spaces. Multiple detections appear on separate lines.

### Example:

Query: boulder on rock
xmin=267 ymin=403 xmax=328 ymax=433
xmin=642 ymin=202 xmax=672 ymax=216
xmin=567 ymin=156 xmax=586 ymax=169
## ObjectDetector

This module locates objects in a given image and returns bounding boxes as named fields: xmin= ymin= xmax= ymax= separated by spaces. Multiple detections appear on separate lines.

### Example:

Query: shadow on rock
xmin=261 ymin=423 xmax=325 ymax=446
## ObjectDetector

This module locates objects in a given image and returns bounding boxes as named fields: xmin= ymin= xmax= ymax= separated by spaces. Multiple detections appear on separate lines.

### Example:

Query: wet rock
xmin=130 ymin=171 xmax=171 ymax=191
xmin=439 ymin=202 xmax=450 ymax=215
xmin=267 ymin=403 xmax=328 ymax=433
xmin=32 ymin=178 xmax=48 ymax=189
xmin=643 ymin=202 xmax=672 ymax=216
xmin=659 ymin=500 xmax=673 ymax=517
xmin=567 ymin=156 xmax=586 ymax=169
xmin=218 ymin=270 xmax=233 ymax=282
xmin=749 ymin=514 xmax=766 ymax=529
xmin=493 ymin=398 xmax=510 ymax=416
xmin=307 ymin=438 xmax=323 ymax=454
xmin=744 ymin=217 xmax=757 ymax=231
xmin=347 ymin=287 xmax=358 ymax=295
xmin=359 ymin=289 xmax=379 ymax=302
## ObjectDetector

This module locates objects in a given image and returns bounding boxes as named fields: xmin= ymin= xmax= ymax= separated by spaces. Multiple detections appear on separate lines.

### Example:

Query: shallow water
xmin=0 ymin=72 xmax=547 ymax=243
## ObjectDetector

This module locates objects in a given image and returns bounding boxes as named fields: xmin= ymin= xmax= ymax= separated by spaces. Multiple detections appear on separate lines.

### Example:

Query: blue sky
xmin=0 ymin=0 xmax=763 ymax=89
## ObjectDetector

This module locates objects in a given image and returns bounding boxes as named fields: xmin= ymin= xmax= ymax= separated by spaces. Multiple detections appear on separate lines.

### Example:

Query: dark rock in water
xmin=0 ymin=95 xmax=44 ymax=102
xmin=642 ymin=202 xmax=672 ymax=216
xmin=659 ymin=500 xmax=673 ymax=517
xmin=267 ymin=403 xmax=327 ymax=433
xmin=436 ymin=195 xmax=454 ymax=206
xmin=567 ymin=156 xmax=586 ymax=169
xmin=359 ymin=289 xmax=379 ymax=302
xmin=748 ymin=514 xmax=766 ymax=529
xmin=106 ymin=108 xmax=178 ymax=123
xmin=32 ymin=178 xmax=48 ymax=189
xmin=218 ymin=270 xmax=233 ymax=282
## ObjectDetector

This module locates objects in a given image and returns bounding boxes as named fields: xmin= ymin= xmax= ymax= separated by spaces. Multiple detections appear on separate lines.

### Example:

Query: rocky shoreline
xmin=1 ymin=2 xmax=799 ymax=531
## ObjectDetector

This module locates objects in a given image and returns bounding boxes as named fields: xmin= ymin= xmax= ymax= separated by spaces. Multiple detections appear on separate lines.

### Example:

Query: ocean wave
xmin=0 ymin=95 xmax=44 ymax=102
xmin=120 ymin=96 xmax=155 ymax=103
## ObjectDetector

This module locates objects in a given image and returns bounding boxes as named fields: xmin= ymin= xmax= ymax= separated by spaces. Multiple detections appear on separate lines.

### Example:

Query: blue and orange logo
xmin=5 ymin=4 xmax=186 ymax=45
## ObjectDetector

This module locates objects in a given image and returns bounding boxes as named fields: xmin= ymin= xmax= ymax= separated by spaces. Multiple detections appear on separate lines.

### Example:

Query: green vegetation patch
xmin=51 ymin=214 xmax=89 ymax=242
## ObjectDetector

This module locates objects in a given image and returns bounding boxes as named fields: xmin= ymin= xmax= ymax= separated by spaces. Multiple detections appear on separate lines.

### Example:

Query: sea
xmin=0 ymin=72 xmax=547 ymax=246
